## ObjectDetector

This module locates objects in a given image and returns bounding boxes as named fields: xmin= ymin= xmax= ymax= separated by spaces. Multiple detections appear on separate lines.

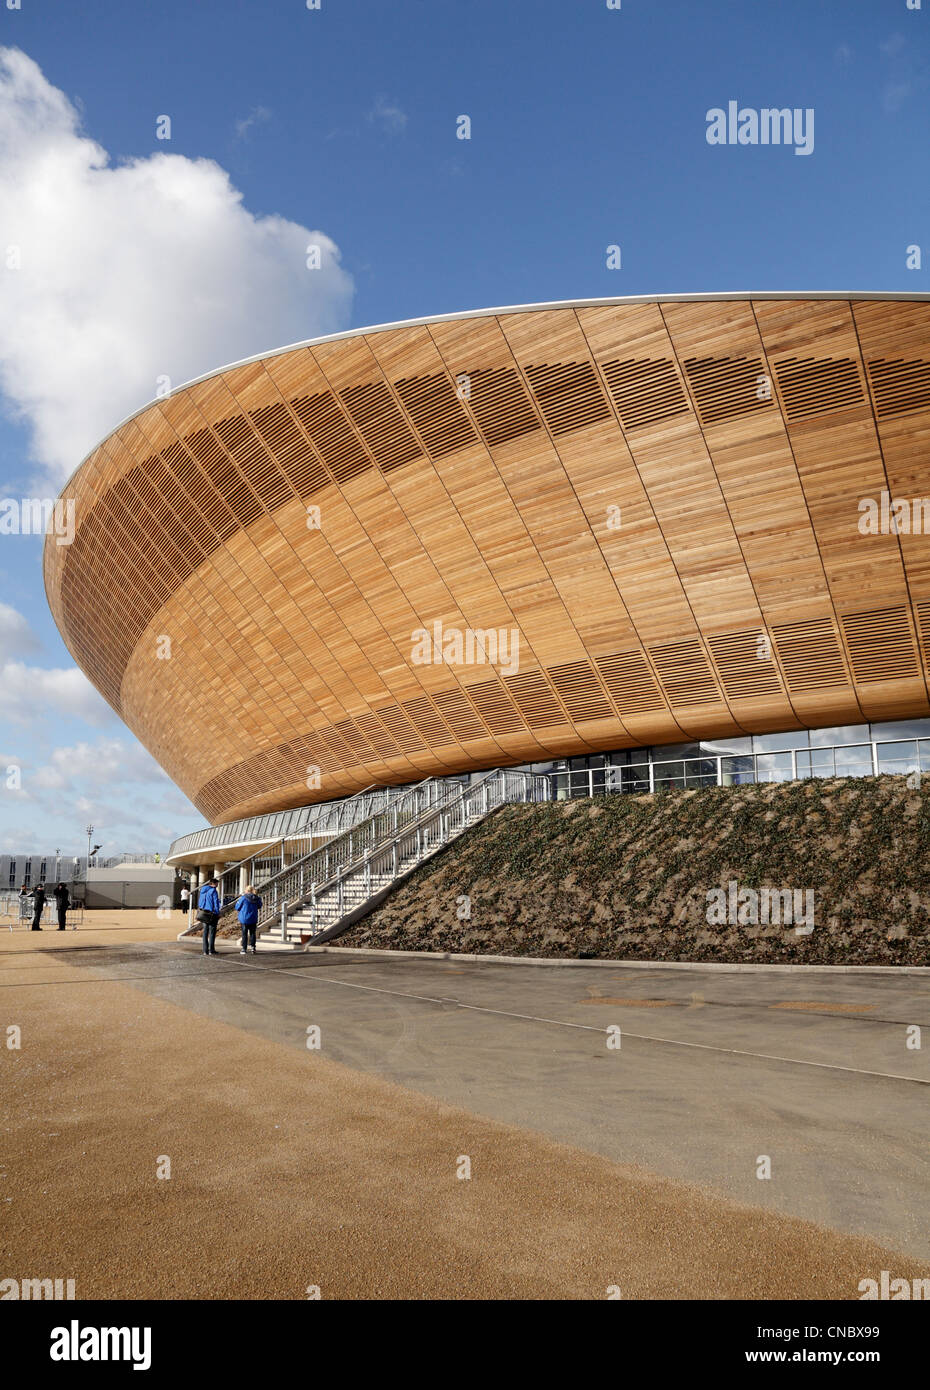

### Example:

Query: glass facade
xmin=529 ymin=720 xmax=930 ymax=799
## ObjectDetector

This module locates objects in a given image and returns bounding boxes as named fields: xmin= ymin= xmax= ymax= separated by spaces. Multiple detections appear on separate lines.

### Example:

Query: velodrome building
xmin=44 ymin=294 xmax=930 ymax=878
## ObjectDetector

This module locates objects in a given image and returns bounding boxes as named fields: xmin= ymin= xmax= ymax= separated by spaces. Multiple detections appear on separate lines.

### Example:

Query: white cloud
xmin=0 ymin=600 xmax=42 ymax=661
xmin=0 ymin=47 xmax=354 ymax=482
xmin=0 ymin=658 xmax=114 ymax=729
xmin=0 ymin=735 xmax=199 ymax=854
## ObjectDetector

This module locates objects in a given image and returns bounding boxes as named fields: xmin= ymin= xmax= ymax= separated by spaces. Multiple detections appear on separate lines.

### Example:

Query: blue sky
xmin=0 ymin=0 xmax=927 ymax=854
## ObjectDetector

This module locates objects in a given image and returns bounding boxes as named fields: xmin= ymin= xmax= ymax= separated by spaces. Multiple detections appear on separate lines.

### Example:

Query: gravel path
xmin=2 ymin=913 xmax=926 ymax=1299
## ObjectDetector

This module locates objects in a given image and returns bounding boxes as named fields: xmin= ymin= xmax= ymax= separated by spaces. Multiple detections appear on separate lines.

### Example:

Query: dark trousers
xmin=201 ymin=914 xmax=218 ymax=954
xmin=240 ymin=923 xmax=256 ymax=951
xmin=31 ymin=907 xmax=43 ymax=930
xmin=57 ymin=906 xmax=67 ymax=931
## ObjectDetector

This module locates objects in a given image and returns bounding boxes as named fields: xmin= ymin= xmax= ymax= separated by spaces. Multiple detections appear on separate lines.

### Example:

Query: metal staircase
xmin=224 ymin=768 xmax=549 ymax=949
xmin=214 ymin=783 xmax=417 ymax=907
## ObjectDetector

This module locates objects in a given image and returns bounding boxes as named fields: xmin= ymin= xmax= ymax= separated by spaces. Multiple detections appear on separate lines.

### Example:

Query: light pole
xmin=85 ymin=824 xmax=93 ymax=874
xmin=54 ymin=848 xmax=60 ymax=881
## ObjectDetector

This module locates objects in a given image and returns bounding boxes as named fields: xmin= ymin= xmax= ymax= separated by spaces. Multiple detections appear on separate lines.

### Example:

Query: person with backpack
xmin=235 ymin=885 xmax=263 ymax=955
xmin=197 ymin=878 xmax=221 ymax=956
xmin=53 ymin=881 xmax=70 ymax=931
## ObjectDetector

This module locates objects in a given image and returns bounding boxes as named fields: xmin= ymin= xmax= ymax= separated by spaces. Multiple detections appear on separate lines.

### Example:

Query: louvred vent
xmin=465 ymin=679 xmax=526 ymax=735
xmin=250 ymin=401 xmax=326 ymax=496
xmin=524 ymin=361 xmax=611 ymax=435
xmin=186 ymin=428 xmax=254 ymax=535
xmin=773 ymin=357 xmax=865 ymax=421
xmin=373 ymin=704 xmax=424 ymax=754
xmin=599 ymin=358 xmax=690 ymax=430
xmin=402 ymin=696 xmax=454 ymax=747
xmin=353 ymin=712 xmax=400 ymax=760
xmin=707 ymin=630 xmax=783 ymax=700
xmin=340 ymin=381 xmax=421 ymax=473
xmin=840 ymin=607 xmax=919 ymax=682
xmin=432 ymin=688 xmax=488 ymax=741
xmin=770 ymin=618 xmax=850 ymax=692
xmin=648 ymin=640 xmax=721 ymax=707
xmin=332 ymin=718 xmax=377 ymax=761
xmin=546 ymin=660 xmax=615 ymax=721
xmin=290 ymin=391 xmax=372 ymax=483
xmin=683 ymin=356 xmax=774 ymax=425
xmin=503 ymin=669 xmax=567 ymax=727
xmin=292 ymin=730 xmax=342 ymax=774
xmin=213 ymin=413 xmax=293 ymax=512
xmin=867 ymin=359 xmax=930 ymax=419
xmin=318 ymin=725 xmax=355 ymax=763
xmin=915 ymin=603 xmax=930 ymax=671
xmin=393 ymin=372 xmax=477 ymax=457
xmin=595 ymin=651 xmax=666 ymax=715
xmin=460 ymin=366 xmax=540 ymax=447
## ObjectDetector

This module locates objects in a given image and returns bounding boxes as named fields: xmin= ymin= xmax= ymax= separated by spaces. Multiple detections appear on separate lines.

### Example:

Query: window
xmin=808 ymin=724 xmax=869 ymax=748
xmin=876 ymin=740 xmax=920 ymax=776
xmin=753 ymin=732 xmax=801 ymax=754
xmin=809 ymin=750 xmax=835 ymax=777
xmin=653 ymin=761 xmax=685 ymax=788
xmin=618 ymin=765 xmax=650 ymax=793
xmin=720 ymin=755 xmax=754 ymax=785
xmin=755 ymin=751 xmax=793 ymax=782
xmin=834 ymin=745 xmax=873 ymax=777
xmin=870 ymin=720 xmax=930 ymax=741
xmin=701 ymin=737 xmax=753 ymax=755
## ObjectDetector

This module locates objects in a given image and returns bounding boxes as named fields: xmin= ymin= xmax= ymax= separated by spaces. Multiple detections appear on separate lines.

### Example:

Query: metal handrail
xmin=217 ymin=774 xmax=468 ymax=927
xmin=269 ymin=768 xmax=550 ymax=943
xmin=213 ymin=780 xmax=437 ymax=905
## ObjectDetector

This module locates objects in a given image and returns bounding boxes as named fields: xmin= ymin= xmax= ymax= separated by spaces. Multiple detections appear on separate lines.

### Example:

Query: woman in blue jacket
xmin=235 ymin=886 xmax=263 ymax=955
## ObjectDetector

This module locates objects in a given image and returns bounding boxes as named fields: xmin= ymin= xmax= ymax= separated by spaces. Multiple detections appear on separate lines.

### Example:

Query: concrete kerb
xmin=175 ymin=931 xmax=930 ymax=974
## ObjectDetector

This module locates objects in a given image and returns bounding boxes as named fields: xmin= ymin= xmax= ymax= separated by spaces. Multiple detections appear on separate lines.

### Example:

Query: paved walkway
xmin=1 ymin=913 xmax=927 ymax=1298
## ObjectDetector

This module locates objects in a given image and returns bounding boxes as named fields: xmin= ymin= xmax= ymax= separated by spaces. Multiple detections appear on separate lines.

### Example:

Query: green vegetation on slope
xmin=343 ymin=776 xmax=930 ymax=964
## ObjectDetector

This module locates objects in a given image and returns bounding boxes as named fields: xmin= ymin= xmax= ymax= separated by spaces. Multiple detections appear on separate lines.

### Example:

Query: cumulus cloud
xmin=0 ymin=615 xmax=115 ymax=730
xmin=0 ymin=47 xmax=354 ymax=482
xmin=0 ymin=600 xmax=42 ymax=661
xmin=32 ymin=736 xmax=166 ymax=791
xmin=0 ymin=736 xmax=198 ymax=854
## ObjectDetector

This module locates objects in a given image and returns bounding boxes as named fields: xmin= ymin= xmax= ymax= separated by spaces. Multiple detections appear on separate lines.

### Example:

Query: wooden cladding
xmin=683 ymin=356 xmax=774 ymax=425
xmin=707 ymin=630 xmax=783 ymax=700
xmin=523 ymin=361 xmax=611 ymax=435
xmin=771 ymin=618 xmax=850 ymax=693
xmin=46 ymin=297 xmax=930 ymax=823
xmin=648 ymin=641 xmax=722 ymax=708
xmin=841 ymin=607 xmax=920 ymax=683
xmin=600 ymin=358 xmax=690 ymax=430
xmin=867 ymin=359 xmax=930 ymax=419
xmin=773 ymin=356 xmax=865 ymax=420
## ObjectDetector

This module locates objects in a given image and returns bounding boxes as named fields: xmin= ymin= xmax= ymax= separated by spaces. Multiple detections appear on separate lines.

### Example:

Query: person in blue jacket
xmin=235 ymin=885 xmax=263 ymax=955
xmin=198 ymin=878 xmax=221 ymax=956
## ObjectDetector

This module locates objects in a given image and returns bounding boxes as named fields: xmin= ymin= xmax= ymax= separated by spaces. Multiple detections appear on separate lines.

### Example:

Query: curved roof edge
xmin=47 ymin=289 xmax=930 ymax=543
